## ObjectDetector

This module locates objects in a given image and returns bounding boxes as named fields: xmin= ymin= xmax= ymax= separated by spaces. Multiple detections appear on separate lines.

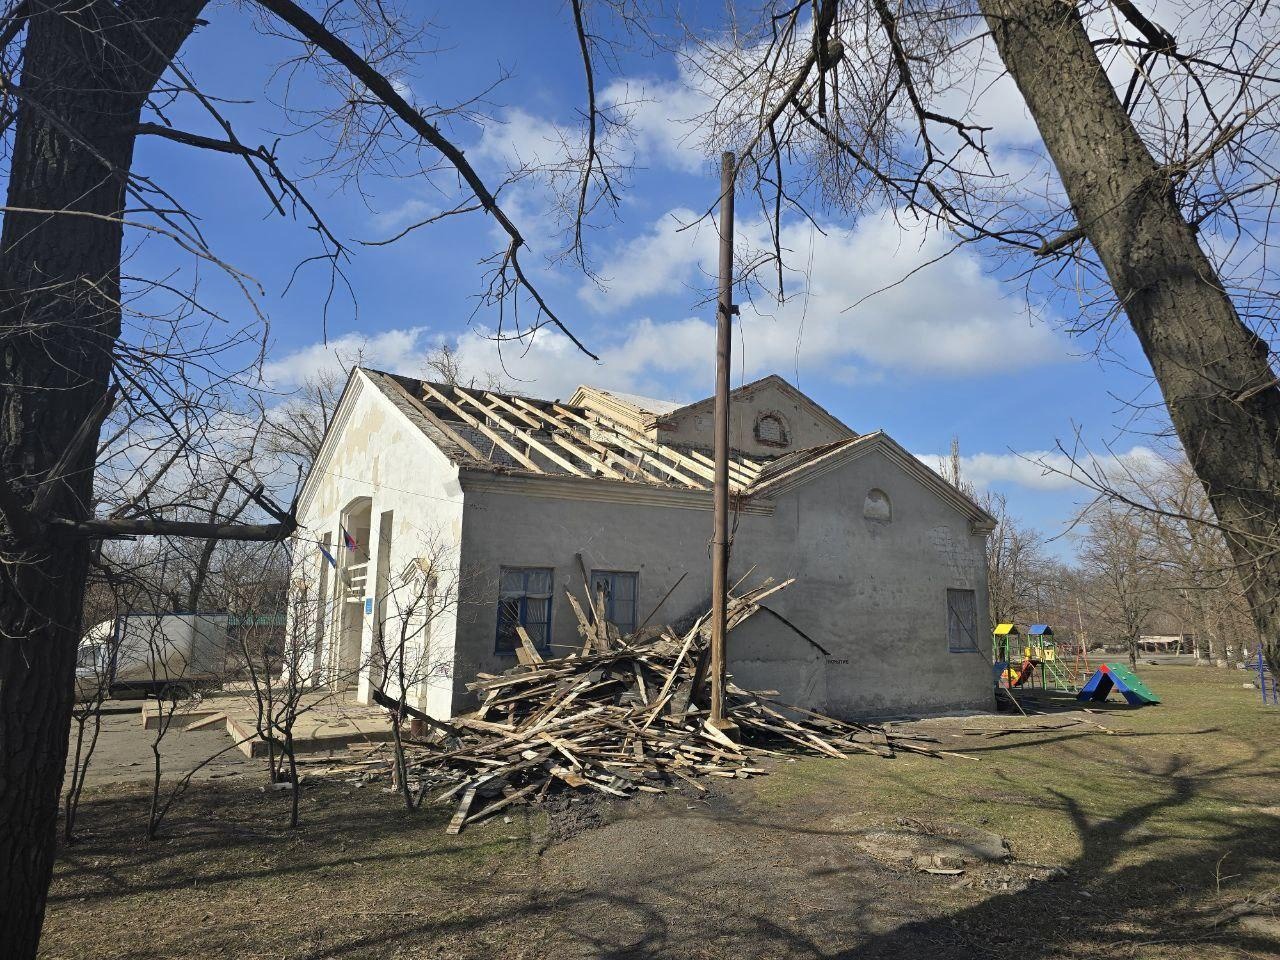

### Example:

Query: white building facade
xmin=291 ymin=368 xmax=996 ymax=720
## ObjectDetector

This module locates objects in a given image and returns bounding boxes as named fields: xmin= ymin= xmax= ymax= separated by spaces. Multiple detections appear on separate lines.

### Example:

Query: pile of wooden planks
xmin=392 ymin=579 xmax=947 ymax=833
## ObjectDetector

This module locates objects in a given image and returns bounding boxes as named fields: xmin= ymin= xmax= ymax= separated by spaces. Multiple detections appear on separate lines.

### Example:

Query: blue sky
xmin=120 ymin=2 xmax=1175 ymax=554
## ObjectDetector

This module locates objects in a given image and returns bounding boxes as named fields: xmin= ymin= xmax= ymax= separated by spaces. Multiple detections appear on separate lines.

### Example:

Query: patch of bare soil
xmin=42 ymin=778 xmax=550 ymax=960
xmin=527 ymin=760 xmax=1279 ymax=960
xmin=532 ymin=776 xmax=1028 ymax=959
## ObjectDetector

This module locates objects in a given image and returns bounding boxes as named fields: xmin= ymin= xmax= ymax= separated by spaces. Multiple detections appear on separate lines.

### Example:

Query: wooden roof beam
xmin=420 ymin=382 xmax=543 ymax=473
xmin=551 ymin=404 xmax=706 ymax=490
xmin=491 ymin=394 xmax=642 ymax=482
xmin=453 ymin=388 xmax=588 ymax=478
xmin=507 ymin=396 xmax=672 ymax=486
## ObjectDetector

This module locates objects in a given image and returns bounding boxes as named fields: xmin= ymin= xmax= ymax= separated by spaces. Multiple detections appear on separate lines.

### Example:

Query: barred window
xmin=496 ymin=567 xmax=553 ymax=654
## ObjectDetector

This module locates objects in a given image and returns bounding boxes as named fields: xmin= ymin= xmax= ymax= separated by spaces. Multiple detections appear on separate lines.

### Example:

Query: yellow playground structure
xmin=993 ymin=623 xmax=1087 ymax=694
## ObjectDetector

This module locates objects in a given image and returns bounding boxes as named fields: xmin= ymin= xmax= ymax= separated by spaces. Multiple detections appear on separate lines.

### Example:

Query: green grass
xmin=41 ymin=663 xmax=1280 ymax=960
xmin=755 ymin=663 xmax=1280 ymax=897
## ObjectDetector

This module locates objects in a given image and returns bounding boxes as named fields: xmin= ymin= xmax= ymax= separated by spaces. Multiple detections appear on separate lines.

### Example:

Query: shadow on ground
xmin=42 ymin=678 xmax=1280 ymax=960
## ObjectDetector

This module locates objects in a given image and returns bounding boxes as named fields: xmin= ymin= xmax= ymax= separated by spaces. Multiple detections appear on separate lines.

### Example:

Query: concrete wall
xmin=451 ymin=481 xmax=757 ymax=710
xmin=729 ymin=449 xmax=993 ymax=717
xmin=656 ymin=378 xmax=852 ymax=456
xmin=451 ymin=443 xmax=991 ymax=719
xmin=293 ymin=370 xmax=465 ymax=716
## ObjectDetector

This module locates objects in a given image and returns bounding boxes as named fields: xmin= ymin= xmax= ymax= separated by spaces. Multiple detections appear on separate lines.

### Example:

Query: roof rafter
xmin=421 ymin=382 xmax=543 ymax=473
xmin=453 ymin=388 xmax=589 ymax=478
xmin=551 ymin=404 xmax=707 ymax=490
xmin=505 ymin=394 xmax=667 ymax=485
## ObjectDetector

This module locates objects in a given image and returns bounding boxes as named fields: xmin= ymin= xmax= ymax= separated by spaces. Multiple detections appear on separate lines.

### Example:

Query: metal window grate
xmin=496 ymin=567 xmax=553 ymax=654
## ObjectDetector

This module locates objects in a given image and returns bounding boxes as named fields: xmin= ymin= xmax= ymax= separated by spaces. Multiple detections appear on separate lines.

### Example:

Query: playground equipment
xmin=993 ymin=623 xmax=1080 ymax=695
xmin=1253 ymin=647 xmax=1279 ymax=705
xmin=1026 ymin=625 xmax=1080 ymax=693
xmin=993 ymin=623 xmax=1043 ymax=693
xmin=1077 ymin=663 xmax=1160 ymax=706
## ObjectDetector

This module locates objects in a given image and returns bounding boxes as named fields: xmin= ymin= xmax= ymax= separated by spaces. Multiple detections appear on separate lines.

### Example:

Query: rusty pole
xmin=709 ymin=151 xmax=736 ymax=733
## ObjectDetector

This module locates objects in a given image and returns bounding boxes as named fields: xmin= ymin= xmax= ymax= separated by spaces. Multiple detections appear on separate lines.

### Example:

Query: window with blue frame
xmin=590 ymin=570 xmax=638 ymax=635
xmin=496 ymin=567 xmax=553 ymax=654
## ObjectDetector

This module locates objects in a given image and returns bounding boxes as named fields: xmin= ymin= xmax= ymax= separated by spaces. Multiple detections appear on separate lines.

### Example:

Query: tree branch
xmin=50 ymin=516 xmax=296 ymax=542
xmin=1109 ymin=0 xmax=1177 ymax=54
xmin=253 ymin=0 xmax=597 ymax=359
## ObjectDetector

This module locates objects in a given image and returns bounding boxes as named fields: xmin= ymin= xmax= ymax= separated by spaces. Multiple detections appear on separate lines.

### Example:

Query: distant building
xmin=1138 ymin=634 xmax=1192 ymax=654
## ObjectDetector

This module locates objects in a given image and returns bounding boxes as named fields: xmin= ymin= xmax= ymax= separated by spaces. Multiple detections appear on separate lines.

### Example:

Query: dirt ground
xmin=65 ymin=703 xmax=254 ymax=785
xmin=42 ymin=664 xmax=1280 ymax=959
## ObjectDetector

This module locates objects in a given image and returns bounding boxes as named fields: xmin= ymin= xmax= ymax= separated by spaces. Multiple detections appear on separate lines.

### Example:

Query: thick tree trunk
xmin=981 ymin=0 xmax=1280 ymax=674
xmin=0 ymin=5 xmax=204 ymax=957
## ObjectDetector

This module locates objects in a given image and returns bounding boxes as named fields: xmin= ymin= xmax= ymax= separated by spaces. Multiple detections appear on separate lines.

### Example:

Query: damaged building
xmin=292 ymin=367 xmax=996 ymax=720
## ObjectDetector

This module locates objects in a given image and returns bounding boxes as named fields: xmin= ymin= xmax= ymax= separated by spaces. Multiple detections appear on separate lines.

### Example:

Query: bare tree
xmin=228 ymin=542 xmax=316 ymax=828
xmin=982 ymin=490 xmax=1050 ymax=628
xmin=1078 ymin=500 xmax=1163 ymax=668
xmin=935 ymin=436 xmax=1049 ymax=627
xmin=1116 ymin=451 xmax=1257 ymax=665
xmin=7 ymin=2 xmax=1280 ymax=955
xmin=0 ymin=4 xmax=589 ymax=951
xmin=263 ymin=371 xmax=348 ymax=479
xmin=670 ymin=2 xmax=1280 ymax=674
xmin=369 ymin=536 xmax=462 ymax=811
xmin=61 ymin=560 xmax=128 ymax=843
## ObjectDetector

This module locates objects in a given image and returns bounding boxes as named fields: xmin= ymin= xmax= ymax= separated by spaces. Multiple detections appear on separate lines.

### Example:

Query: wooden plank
xmin=454 ymin=388 xmax=588 ymax=477
xmin=463 ymin=781 xmax=540 ymax=825
xmin=421 ymin=382 xmax=542 ymax=472
xmin=384 ymin=376 xmax=488 ymax=461
xmin=601 ymin=417 xmax=723 ymax=484
xmin=446 ymin=779 xmax=483 ymax=834
xmin=565 ymin=592 xmax=598 ymax=656
xmin=516 ymin=625 xmax=545 ymax=665
xmin=508 ymin=395 xmax=657 ymax=483
xmin=478 ymin=390 xmax=544 ymax=428
xmin=684 ymin=445 xmax=759 ymax=486
xmin=550 ymin=404 xmax=706 ymax=489
xmin=641 ymin=626 xmax=699 ymax=729
xmin=480 ymin=393 xmax=629 ymax=482
xmin=631 ymin=662 xmax=649 ymax=705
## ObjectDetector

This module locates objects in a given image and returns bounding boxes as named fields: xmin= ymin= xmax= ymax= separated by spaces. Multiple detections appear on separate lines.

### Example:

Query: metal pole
xmin=710 ymin=151 xmax=736 ymax=733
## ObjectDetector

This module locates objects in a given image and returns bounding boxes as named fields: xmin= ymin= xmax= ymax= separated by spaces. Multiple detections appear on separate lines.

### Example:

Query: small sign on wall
xmin=364 ymin=597 xmax=374 ymax=615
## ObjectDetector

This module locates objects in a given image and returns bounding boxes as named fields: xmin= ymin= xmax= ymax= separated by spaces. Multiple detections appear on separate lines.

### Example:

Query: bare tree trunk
xmin=0 ymin=5 xmax=205 ymax=956
xmin=63 ymin=703 xmax=105 ymax=843
xmin=981 ymin=0 xmax=1280 ymax=674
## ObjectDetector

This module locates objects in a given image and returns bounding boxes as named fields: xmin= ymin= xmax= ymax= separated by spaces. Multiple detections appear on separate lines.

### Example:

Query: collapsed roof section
xmin=367 ymin=369 xmax=766 ymax=494
xmin=568 ymin=375 xmax=856 ymax=451
xmin=359 ymin=367 xmax=996 ymax=529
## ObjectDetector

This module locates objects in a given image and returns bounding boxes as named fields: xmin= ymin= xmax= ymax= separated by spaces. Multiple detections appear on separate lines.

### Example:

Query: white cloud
xmin=583 ymin=206 xmax=1066 ymax=377
xmin=914 ymin=447 xmax=1162 ymax=492
xmin=601 ymin=77 xmax=709 ymax=174
xmin=450 ymin=316 xmax=713 ymax=401
xmin=269 ymin=201 xmax=1067 ymax=402
xmin=578 ymin=207 xmax=714 ymax=310
xmin=473 ymin=77 xmax=710 ymax=178
xmin=270 ymin=199 xmax=1066 ymax=407
xmin=474 ymin=108 xmax=577 ymax=170
xmin=263 ymin=328 xmax=426 ymax=386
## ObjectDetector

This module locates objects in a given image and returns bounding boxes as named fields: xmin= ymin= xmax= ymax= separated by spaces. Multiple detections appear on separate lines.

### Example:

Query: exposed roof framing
xmin=416 ymin=380 xmax=767 ymax=494
xmin=341 ymin=369 xmax=995 ymax=531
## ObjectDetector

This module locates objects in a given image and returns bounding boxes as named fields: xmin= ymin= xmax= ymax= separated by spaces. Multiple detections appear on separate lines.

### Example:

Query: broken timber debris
xmin=362 ymin=577 xmax=949 ymax=832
